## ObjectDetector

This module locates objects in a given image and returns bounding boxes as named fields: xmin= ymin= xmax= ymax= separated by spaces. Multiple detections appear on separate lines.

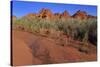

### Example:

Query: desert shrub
xmin=88 ymin=18 xmax=97 ymax=45
xmin=13 ymin=16 xmax=97 ymax=45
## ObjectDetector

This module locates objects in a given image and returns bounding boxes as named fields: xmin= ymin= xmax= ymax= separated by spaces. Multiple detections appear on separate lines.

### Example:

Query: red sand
xmin=12 ymin=30 xmax=97 ymax=66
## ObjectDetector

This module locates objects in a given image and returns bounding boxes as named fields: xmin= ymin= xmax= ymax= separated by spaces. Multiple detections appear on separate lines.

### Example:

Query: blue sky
xmin=11 ymin=1 xmax=97 ymax=17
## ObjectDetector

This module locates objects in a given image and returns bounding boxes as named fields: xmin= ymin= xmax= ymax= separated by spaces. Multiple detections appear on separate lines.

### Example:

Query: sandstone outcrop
xmin=38 ymin=8 xmax=53 ymax=19
xmin=72 ymin=10 xmax=87 ymax=19
xmin=13 ymin=9 xmax=97 ymax=20
xmin=61 ymin=10 xmax=70 ymax=19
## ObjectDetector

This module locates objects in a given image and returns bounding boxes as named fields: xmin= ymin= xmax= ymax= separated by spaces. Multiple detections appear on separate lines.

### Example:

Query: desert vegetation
xmin=13 ymin=13 xmax=97 ymax=46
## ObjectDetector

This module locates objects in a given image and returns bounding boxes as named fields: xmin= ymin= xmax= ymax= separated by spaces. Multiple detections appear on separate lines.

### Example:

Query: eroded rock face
xmin=72 ymin=10 xmax=88 ymax=19
xmin=37 ymin=9 xmax=70 ymax=19
xmin=54 ymin=11 xmax=70 ymax=19
xmin=38 ymin=8 xmax=53 ymax=19
xmin=61 ymin=10 xmax=70 ymax=19
xmin=13 ymin=9 xmax=97 ymax=20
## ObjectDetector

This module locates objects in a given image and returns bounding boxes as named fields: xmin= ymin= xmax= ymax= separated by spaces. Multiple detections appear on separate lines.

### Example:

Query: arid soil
xmin=12 ymin=30 xmax=97 ymax=66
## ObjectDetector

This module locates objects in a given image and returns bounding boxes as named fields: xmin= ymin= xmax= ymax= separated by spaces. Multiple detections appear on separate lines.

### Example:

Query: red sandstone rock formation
xmin=72 ymin=10 xmax=88 ymax=19
xmin=61 ymin=10 xmax=70 ymax=19
xmin=54 ymin=11 xmax=70 ymax=19
xmin=13 ymin=9 xmax=97 ymax=20
xmin=38 ymin=8 xmax=53 ymax=19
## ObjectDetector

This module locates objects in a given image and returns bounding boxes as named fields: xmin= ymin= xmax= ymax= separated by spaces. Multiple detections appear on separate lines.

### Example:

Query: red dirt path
xmin=12 ymin=30 xmax=97 ymax=66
